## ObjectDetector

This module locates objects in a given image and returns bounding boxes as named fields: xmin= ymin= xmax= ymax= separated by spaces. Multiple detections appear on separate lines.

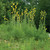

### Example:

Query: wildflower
xmin=26 ymin=8 xmax=28 ymax=11
xmin=17 ymin=14 xmax=19 ymax=16
xmin=21 ymin=13 xmax=23 ymax=16
xmin=15 ymin=5 xmax=17 ymax=8
xmin=32 ymin=8 xmax=36 ymax=11
xmin=40 ymin=10 xmax=46 ymax=16
xmin=13 ymin=8 xmax=15 ymax=11
xmin=40 ymin=10 xmax=43 ymax=15
xmin=11 ymin=6 xmax=13 ymax=8
xmin=16 ymin=11 xmax=18 ymax=14
xmin=4 ymin=18 xmax=8 ymax=21
xmin=44 ymin=10 xmax=47 ymax=16
xmin=30 ymin=11 xmax=32 ymax=13
xmin=33 ymin=10 xmax=36 ymax=13
xmin=13 ymin=3 xmax=15 ymax=5
xmin=24 ymin=11 xmax=26 ymax=13
xmin=11 ymin=12 xmax=13 ymax=14
xmin=34 ymin=8 xmax=36 ymax=9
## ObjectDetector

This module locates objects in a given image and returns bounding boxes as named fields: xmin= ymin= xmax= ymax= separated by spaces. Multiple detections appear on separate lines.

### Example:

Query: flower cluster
xmin=3 ymin=16 xmax=8 ymax=21
xmin=40 ymin=10 xmax=47 ymax=20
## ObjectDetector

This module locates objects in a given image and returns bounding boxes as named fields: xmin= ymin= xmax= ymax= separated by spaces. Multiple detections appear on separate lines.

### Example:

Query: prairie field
xmin=0 ymin=0 xmax=50 ymax=50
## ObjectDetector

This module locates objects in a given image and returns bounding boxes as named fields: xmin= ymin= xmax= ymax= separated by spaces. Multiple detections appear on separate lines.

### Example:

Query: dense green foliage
xmin=0 ymin=0 xmax=50 ymax=50
xmin=0 ymin=38 xmax=50 ymax=50
xmin=0 ymin=0 xmax=50 ymax=32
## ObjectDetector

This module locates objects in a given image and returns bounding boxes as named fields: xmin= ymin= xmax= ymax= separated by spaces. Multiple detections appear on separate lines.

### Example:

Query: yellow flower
xmin=34 ymin=15 xmax=35 ymax=16
xmin=16 ymin=11 xmax=18 ymax=14
xmin=13 ymin=8 xmax=15 ymax=11
xmin=40 ymin=10 xmax=47 ymax=16
xmin=30 ymin=11 xmax=32 ymax=13
xmin=15 ymin=5 xmax=17 ymax=8
xmin=13 ymin=3 xmax=15 ymax=5
xmin=32 ymin=8 xmax=36 ymax=11
xmin=4 ymin=18 xmax=8 ymax=21
xmin=11 ymin=6 xmax=13 ymax=8
xmin=34 ymin=8 xmax=36 ymax=9
xmin=24 ymin=11 xmax=26 ymax=13
xmin=21 ymin=13 xmax=23 ymax=15
xmin=26 ymin=8 xmax=28 ymax=11
xmin=18 ymin=14 xmax=19 ymax=16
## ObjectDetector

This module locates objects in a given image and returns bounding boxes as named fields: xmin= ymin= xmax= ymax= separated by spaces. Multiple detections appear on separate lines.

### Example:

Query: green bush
xmin=0 ymin=20 xmax=49 ymax=41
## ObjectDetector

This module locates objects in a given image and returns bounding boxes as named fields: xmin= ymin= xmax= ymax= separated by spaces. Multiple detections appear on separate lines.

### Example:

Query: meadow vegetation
xmin=0 ymin=1 xmax=50 ymax=50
